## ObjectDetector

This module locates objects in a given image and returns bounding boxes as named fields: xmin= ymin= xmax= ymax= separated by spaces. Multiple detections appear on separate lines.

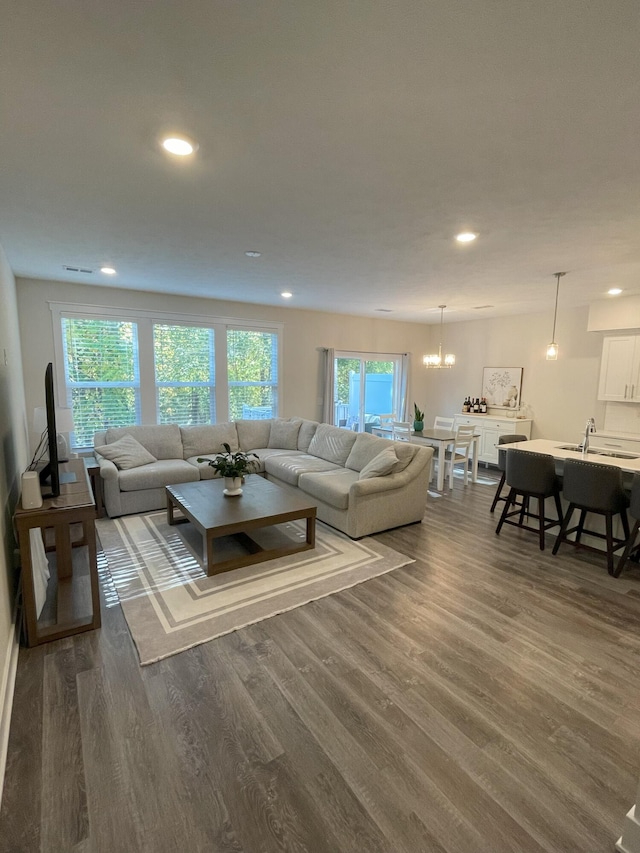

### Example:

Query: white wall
xmin=423 ymin=306 xmax=608 ymax=443
xmin=16 ymin=278 xmax=610 ymax=451
xmin=0 ymin=244 xmax=29 ymax=801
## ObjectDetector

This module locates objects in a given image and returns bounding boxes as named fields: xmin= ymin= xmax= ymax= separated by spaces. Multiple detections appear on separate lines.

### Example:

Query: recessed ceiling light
xmin=281 ymin=291 xmax=293 ymax=299
xmin=245 ymin=251 xmax=261 ymax=258
xmin=608 ymin=287 xmax=622 ymax=296
xmin=456 ymin=232 xmax=477 ymax=243
xmin=161 ymin=136 xmax=198 ymax=156
xmin=100 ymin=266 xmax=117 ymax=275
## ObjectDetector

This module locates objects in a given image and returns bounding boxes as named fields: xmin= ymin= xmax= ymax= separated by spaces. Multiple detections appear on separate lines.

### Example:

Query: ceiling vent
xmin=63 ymin=265 xmax=94 ymax=274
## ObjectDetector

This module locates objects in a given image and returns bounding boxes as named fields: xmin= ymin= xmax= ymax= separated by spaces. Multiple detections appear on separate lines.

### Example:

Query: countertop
xmin=505 ymin=439 xmax=640 ymax=476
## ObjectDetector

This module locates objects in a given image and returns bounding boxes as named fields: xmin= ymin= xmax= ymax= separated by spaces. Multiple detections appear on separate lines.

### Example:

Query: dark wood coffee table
xmin=166 ymin=474 xmax=317 ymax=575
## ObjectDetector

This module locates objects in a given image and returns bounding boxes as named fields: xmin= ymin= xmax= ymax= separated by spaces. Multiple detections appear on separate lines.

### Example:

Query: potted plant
xmin=413 ymin=403 xmax=425 ymax=432
xmin=197 ymin=443 xmax=259 ymax=496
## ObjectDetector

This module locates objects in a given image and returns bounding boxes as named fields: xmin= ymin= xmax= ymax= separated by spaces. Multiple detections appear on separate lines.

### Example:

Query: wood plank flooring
xmin=2 ymin=473 xmax=640 ymax=852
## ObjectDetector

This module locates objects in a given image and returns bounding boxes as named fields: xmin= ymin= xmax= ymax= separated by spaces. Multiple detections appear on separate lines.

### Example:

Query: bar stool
xmin=495 ymin=449 xmax=563 ymax=550
xmin=613 ymin=474 xmax=640 ymax=578
xmin=552 ymin=459 xmax=630 ymax=575
xmin=489 ymin=434 xmax=529 ymax=513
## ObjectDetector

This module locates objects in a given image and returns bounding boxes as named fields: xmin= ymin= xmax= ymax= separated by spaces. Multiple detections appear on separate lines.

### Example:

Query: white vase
xmin=223 ymin=476 xmax=243 ymax=496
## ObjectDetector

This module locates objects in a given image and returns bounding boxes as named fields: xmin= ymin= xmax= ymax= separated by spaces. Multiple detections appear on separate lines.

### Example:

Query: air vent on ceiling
xmin=473 ymin=305 xmax=493 ymax=310
xmin=375 ymin=308 xmax=392 ymax=313
xmin=63 ymin=265 xmax=94 ymax=274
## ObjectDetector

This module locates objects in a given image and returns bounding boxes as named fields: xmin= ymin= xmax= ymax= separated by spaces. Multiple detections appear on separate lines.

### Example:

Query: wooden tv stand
xmin=14 ymin=458 xmax=100 ymax=647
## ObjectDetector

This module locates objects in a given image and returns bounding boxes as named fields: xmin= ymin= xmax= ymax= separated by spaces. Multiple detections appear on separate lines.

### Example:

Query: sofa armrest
xmin=350 ymin=446 xmax=434 ymax=496
xmin=96 ymin=457 xmax=118 ymax=481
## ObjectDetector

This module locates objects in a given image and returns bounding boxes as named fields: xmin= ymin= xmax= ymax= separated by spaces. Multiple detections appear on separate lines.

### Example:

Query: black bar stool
xmin=495 ymin=449 xmax=563 ymax=550
xmin=614 ymin=473 xmax=640 ymax=578
xmin=489 ymin=434 xmax=529 ymax=513
xmin=552 ymin=459 xmax=630 ymax=575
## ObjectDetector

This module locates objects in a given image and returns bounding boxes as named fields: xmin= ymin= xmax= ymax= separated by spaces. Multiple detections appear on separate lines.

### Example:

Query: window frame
xmin=50 ymin=302 xmax=283 ymax=450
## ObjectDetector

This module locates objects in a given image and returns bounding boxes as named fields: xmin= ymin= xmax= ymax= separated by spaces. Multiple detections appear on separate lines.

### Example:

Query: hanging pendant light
xmin=423 ymin=305 xmax=455 ymax=368
xmin=546 ymin=272 xmax=566 ymax=360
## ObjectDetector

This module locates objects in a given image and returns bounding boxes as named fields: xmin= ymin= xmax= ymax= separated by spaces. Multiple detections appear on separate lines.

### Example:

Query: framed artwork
xmin=482 ymin=367 xmax=523 ymax=409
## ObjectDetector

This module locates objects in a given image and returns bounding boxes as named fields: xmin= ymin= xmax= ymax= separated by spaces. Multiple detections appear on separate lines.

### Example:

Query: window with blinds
xmin=62 ymin=317 xmax=140 ymax=447
xmin=153 ymin=324 xmax=216 ymax=424
xmin=227 ymin=328 xmax=278 ymax=420
xmin=55 ymin=307 xmax=281 ymax=449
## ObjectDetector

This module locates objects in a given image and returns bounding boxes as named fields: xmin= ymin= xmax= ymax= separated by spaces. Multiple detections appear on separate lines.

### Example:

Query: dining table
xmin=372 ymin=426 xmax=480 ymax=491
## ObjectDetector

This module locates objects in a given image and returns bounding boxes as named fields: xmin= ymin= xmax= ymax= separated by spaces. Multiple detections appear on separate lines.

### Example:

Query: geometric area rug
xmin=95 ymin=511 xmax=414 ymax=666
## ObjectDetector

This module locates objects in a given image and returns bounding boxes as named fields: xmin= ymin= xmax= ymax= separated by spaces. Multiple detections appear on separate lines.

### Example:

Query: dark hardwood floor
xmin=2 ymin=472 xmax=640 ymax=852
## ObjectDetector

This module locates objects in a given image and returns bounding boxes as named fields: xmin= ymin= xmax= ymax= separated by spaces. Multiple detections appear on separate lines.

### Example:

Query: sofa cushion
xmin=180 ymin=423 xmax=238 ymax=458
xmin=298 ymin=470 xmax=359 ymax=510
xmin=345 ymin=433 xmax=390 ymax=472
xmin=236 ymin=419 xmax=272 ymax=451
xmin=359 ymin=447 xmax=399 ymax=480
xmin=307 ymin=423 xmax=357 ymax=466
xmin=265 ymin=453 xmax=340 ymax=486
xmin=118 ymin=459 xmax=200 ymax=491
xmin=105 ymin=424 xmax=183 ymax=460
xmin=94 ymin=435 xmax=157 ymax=470
xmin=296 ymin=419 xmax=319 ymax=452
xmin=268 ymin=419 xmax=301 ymax=450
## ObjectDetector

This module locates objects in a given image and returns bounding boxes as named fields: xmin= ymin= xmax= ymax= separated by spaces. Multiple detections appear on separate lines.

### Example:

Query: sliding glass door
xmin=333 ymin=353 xmax=404 ymax=432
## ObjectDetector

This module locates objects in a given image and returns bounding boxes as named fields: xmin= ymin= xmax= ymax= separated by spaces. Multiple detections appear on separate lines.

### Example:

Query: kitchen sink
xmin=556 ymin=444 xmax=639 ymax=460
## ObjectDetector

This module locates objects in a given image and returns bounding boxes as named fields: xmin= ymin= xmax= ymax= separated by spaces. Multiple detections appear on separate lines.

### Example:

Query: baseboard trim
xmin=0 ymin=615 xmax=20 ymax=808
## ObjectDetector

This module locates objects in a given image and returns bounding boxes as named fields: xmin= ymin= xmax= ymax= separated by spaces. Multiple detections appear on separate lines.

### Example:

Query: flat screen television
xmin=38 ymin=363 xmax=60 ymax=497
xmin=38 ymin=362 xmax=76 ymax=497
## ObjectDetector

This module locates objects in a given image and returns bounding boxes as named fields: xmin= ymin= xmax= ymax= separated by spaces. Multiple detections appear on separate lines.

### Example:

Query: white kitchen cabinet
xmin=591 ymin=432 xmax=640 ymax=454
xmin=598 ymin=336 xmax=640 ymax=401
xmin=453 ymin=414 xmax=532 ymax=465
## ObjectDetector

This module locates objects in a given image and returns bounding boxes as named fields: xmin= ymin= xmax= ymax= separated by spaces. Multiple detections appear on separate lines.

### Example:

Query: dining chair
xmin=391 ymin=421 xmax=412 ymax=441
xmin=378 ymin=413 xmax=397 ymax=429
xmin=433 ymin=416 xmax=454 ymax=431
xmin=441 ymin=424 xmax=476 ymax=487
xmin=552 ymin=459 xmax=630 ymax=575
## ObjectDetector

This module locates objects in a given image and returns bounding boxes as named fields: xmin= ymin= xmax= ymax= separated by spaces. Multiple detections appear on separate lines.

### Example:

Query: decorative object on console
xmin=197 ymin=442 xmax=259 ymax=496
xmin=481 ymin=367 xmax=523 ymax=410
xmin=413 ymin=403 xmax=424 ymax=432
xmin=21 ymin=471 xmax=43 ymax=509
xmin=546 ymin=271 xmax=566 ymax=360
xmin=423 ymin=305 xmax=455 ymax=368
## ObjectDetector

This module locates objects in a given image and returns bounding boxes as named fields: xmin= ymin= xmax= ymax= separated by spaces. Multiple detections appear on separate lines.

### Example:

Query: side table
xmin=84 ymin=455 xmax=105 ymax=518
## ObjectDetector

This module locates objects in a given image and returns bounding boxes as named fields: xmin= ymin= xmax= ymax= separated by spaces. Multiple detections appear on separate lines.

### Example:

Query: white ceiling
xmin=2 ymin=0 xmax=639 ymax=324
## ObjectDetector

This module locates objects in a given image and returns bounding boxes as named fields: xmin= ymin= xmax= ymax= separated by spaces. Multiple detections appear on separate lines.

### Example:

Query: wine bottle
xmin=473 ymin=398 xmax=480 ymax=413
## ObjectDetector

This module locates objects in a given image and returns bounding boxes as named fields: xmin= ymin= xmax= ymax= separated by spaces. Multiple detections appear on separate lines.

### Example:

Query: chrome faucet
xmin=580 ymin=417 xmax=596 ymax=454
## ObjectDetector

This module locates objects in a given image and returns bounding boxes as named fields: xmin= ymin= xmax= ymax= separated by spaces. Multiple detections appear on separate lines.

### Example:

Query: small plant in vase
xmin=197 ymin=443 xmax=259 ymax=496
xmin=413 ymin=403 xmax=425 ymax=432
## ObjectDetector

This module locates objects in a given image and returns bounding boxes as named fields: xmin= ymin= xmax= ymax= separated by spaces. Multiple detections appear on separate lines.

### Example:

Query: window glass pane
xmin=153 ymin=324 xmax=216 ymax=424
xmin=227 ymin=329 xmax=278 ymax=420
xmin=62 ymin=317 xmax=140 ymax=446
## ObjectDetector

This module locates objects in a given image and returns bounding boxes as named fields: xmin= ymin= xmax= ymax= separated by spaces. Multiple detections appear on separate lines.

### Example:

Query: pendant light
xmin=423 ymin=305 xmax=455 ymax=368
xmin=546 ymin=272 xmax=566 ymax=360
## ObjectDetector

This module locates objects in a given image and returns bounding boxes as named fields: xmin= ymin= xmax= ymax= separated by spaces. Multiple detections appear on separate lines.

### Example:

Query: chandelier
xmin=423 ymin=305 xmax=455 ymax=368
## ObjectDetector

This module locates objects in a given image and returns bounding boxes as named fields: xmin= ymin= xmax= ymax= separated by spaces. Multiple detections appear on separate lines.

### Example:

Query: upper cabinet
xmin=598 ymin=336 xmax=640 ymax=401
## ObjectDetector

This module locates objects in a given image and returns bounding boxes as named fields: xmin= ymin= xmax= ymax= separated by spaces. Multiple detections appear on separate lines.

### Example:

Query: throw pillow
xmin=268 ymin=419 xmax=302 ymax=450
xmin=94 ymin=434 xmax=157 ymax=470
xmin=358 ymin=447 xmax=398 ymax=480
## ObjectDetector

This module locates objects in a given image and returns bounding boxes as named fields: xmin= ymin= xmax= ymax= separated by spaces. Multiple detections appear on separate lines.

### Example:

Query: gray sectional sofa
xmin=93 ymin=418 xmax=434 ymax=538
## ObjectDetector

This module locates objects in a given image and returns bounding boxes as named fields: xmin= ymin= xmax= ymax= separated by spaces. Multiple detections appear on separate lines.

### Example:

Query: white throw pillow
xmin=268 ymin=419 xmax=302 ymax=450
xmin=94 ymin=434 xmax=157 ymax=470
xmin=358 ymin=447 xmax=398 ymax=480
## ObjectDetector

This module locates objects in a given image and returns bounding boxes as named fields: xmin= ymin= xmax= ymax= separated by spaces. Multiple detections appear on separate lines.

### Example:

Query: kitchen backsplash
xmin=603 ymin=402 xmax=640 ymax=436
